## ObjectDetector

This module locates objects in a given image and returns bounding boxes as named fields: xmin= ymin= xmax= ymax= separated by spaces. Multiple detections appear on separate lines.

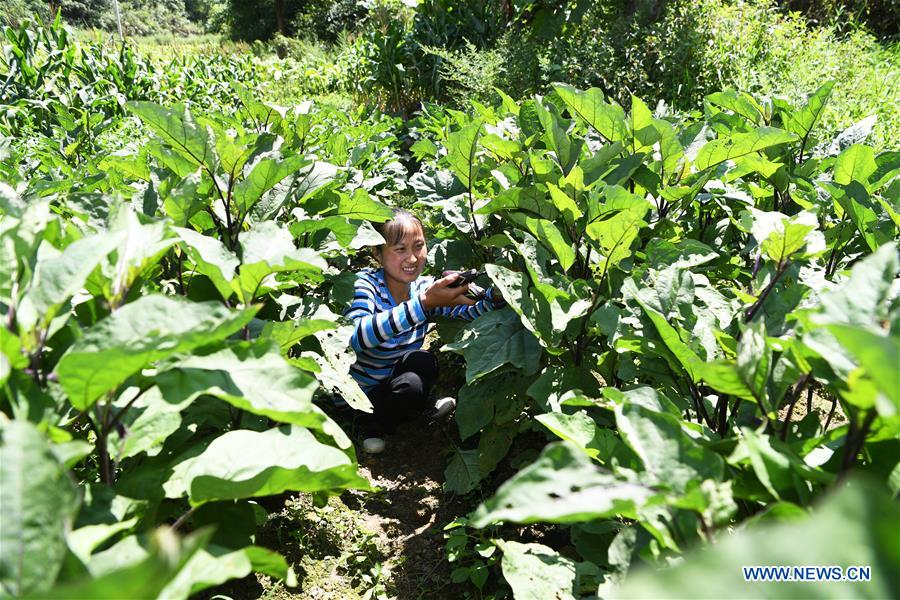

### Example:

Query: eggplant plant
xmin=0 ymin=72 xmax=413 ymax=596
xmin=411 ymin=82 xmax=899 ymax=597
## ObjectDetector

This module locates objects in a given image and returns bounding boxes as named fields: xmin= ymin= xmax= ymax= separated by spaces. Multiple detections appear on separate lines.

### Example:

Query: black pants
xmin=361 ymin=350 xmax=438 ymax=435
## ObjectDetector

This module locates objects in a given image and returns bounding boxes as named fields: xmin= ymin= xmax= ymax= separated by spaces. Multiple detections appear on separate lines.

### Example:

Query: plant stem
xmin=806 ymin=385 xmax=813 ymax=416
xmin=823 ymin=396 xmax=838 ymax=431
xmin=107 ymin=385 xmax=151 ymax=433
xmin=838 ymin=410 xmax=876 ymax=479
xmin=716 ymin=395 xmax=729 ymax=436
xmin=176 ymin=250 xmax=186 ymax=295
xmin=687 ymin=379 xmax=714 ymax=429
xmin=780 ymin=373 xmax=812 ymax=441
xmin=172 ymin=506 xmax=197 ymax=531
xmin=28 ymin=327 xmax=48 ymax=386
xmin=745 ymin=260 xmax=788 ymax=322
xmin=825 ymin=220 xmax=851 ymax=279
xmin=573 ymin=286 xmax=604 ymax=366
xmin=729 ymin=398 xmax=743 ymax=424
xmin=89 ymin=408 xmax=114 ymax=485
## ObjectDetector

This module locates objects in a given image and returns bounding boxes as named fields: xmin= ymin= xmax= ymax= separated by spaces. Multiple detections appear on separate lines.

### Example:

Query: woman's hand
xmin=421 ymin=274 xmax=476 ymax=310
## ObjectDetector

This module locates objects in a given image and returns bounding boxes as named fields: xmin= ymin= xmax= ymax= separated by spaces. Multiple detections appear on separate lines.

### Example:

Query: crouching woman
xmin=344 ymin=209 xmax=504 ymax=454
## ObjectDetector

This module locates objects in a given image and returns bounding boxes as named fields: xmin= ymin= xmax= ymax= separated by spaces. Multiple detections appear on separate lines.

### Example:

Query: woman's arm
xmin=346 ymin=278 xmax=428 ymax=353
xmin=430 ymin=287 xmax=504 ymax=321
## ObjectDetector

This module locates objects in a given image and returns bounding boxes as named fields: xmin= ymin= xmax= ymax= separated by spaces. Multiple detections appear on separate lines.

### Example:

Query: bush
xmin=489 ymin=0 xmax=898 ymax=150
xmin=777 ymin=0 xmax=900 ymax=39
xmin=704 ymin=1 xmax=899 ymax=149
xmin=1 ymin=0 xmax=51 ymax=26
xmin=292 ymin=0 xmax=366 ymax=43
xmin=422 ymin=41 xmax=505 ymax=106
xmin=488 ymin=1 xmax=730 ymax=110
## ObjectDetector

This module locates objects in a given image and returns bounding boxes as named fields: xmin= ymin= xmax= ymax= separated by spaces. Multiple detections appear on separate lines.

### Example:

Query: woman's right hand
xmin=420 ymin=274 xmax=476 ymax=310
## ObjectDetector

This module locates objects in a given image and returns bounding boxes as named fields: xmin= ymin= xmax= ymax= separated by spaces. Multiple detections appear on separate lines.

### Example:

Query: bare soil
xmin=198 ymin=347 xmax=480 ymax=599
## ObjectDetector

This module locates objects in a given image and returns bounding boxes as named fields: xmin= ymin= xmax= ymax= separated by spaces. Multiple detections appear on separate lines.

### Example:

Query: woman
xmin=344 ymin=209 xmax=504 ymax=454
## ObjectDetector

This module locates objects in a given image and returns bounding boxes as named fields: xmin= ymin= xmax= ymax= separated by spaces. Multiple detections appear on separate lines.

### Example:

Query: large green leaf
xmin=782 ymin=81 xmax=834 ymax=139
xmin=469 ymin=442 xmax=653 ymax=527
xmin=232 ymin=153 xmax=309 ymax=216
xmin=827 ymin=324 xmax=900 ymax=412
xmin=456 ymin=370 xmax=531 ymax=440
xmin=444 ymin=308 xmax=542 ymax=383
xmin=735 ymin=319 xmax=771 ymax=403
xmin=305 ymin=317 xmax=373 ymax=413
xmin=706 ymin=90 xmax=764 ymax=125
xmin=498 ymin=541 xmax=578 ymax=600
xmin=55 ymin=295 xmax=256 ymax=410
xmin=332 ymin=187 xmax=394 ymax=221
xmin=636 ymin=301 xmax=702 ymax=381
xmin=629 ymin=95 xmax=661 ymax=153
xmin=816 ymin=245 xmax=897 ymax=329
xmin=535 ymin=99 xmax=581 ymax=174
xmin=536 ymin=411 xmax=638 ymax=468
xmin=17 ymin=230 xmax=125 ymax=331
xmin=832 ymin=182 xmax=892 ymax=252
xmin=152 ymin=340 xmax=351 ymax=447
xmin=104 ymin=387 xmax=185 ymax=461
xmin=409 ymin=165 xmax=466 ymax=202
xmin=127 ymin=102 xmax=216 ymax=172
xmin=547 ymin=181 xmax=583 ymax=223
xmin=727 ymin=429 xmax=833 ymax=502
xmin=183 ymin=425 xmax=369 ymax=506
xmin=160 ymin=544 xmax=292 ymax=600
xmin=802 ymin=244 xmax=898 ymax=396
xmin=553 ymin=84 xmax=628 ymax=142
xmin=0 ymin=421 xmax=79 ymax=596
xmin=833 ymin=144 xmax=877 ymax=187
xmin=694 ymin=127 xmax=798 ymax=171
xmin=105 ymin=209 xmax=179 ymax=300
xmin=476 ymin=185 xmax=558 ymax=220
xmin=214 ymin=131 xmax=276 ymax=180
xmin=174 ymin=227 xmax=239 ymax=300
xmin=161 ymin=172 xmax=207 ymax=226
xmin=485 ymin=263 xmax=588 ymax=352
xmin=444 ymin=448 xmax=482 ymax=495
xmin=45 ymin=529 xmax=209 ymax=600
xmin=445 ymin=121 xmax=483 ymax=190
xmin=615 ymin=403 xmax=724 ymax=493
xmin=233 ymin=221 xmax=326 ymax=303
xmin=740 ymin=208 xmax=825 ymax=262
xmin=518 ymin=215 xmax=576 ymax=272
xmin=619 ymin=478 xmax=899 ymax=599
xmin=585 ymin=186 xmax=650 ymax=278
xmin=291 ymin=161 xmax=340 ymax=205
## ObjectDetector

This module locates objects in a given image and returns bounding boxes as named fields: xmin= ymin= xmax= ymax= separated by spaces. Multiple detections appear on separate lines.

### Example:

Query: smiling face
xmin=376 ymin=218 xmax=427 ymax=297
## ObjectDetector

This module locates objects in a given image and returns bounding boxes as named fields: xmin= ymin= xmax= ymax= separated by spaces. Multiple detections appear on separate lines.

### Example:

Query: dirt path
xmin=346 ymin=416 xmax=471 ymax=599
xmin=200 ymin=411 xmax=473 ymax=600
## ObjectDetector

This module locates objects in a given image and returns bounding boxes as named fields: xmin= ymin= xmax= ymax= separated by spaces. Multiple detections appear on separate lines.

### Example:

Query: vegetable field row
xmin=1 ymin=20 xmax=898 ymax=599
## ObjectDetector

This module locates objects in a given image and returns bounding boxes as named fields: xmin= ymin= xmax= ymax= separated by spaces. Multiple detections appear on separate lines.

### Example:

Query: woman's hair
xmin=375 ymin=208 xmax=425 ymax=248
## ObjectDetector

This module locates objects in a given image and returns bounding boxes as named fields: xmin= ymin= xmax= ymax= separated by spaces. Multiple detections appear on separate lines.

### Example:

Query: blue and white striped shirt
xmin=345 ymin=268 xmax=497 ymax=392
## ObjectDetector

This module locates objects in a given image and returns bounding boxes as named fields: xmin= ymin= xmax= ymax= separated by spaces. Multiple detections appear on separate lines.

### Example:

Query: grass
xmin=705 ymin=1 xmax=900 ymax=150
xmin=199 ymin=494 xmax=392 ymax=600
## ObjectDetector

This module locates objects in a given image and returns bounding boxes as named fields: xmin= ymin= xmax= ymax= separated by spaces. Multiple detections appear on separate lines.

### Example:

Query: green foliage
xmin=619 ymin=478 xmax=900 ymax=599
xmin=291 ymin=0 xmax=365 ymax=43
xmin=0 ymin=421 xmax=79 ymax=596
xmin=1 ymin=0 xmax=52 ymax=26
xmin=422 ymin=41 xmax=505 ymax=107
xmin=407 ymin=80 xmax=898 ymax=597
xmin=0 ymin=26 xmax=415 ymax=594
xmin=2 ymin=14 xmax=898 ymax=597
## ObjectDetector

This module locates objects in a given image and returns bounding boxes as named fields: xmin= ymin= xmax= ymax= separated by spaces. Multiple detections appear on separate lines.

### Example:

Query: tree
xmin=226 ymin=0 xmax=306 ymax=41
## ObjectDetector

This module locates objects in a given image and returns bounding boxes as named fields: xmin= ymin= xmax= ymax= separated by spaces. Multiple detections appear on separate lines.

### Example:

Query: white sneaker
xmin=433 ymin=397 xmax=456 ymax=419
xmin=362 ymin=437 xmax=386 ymax=454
